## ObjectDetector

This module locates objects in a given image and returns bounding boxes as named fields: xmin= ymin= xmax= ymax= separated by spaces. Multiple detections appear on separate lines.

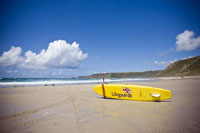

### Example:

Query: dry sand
xmin=0 ymin=78 xmax=200 ymax=133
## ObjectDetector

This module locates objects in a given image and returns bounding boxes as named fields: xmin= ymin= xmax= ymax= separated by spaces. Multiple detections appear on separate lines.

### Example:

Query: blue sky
xmin=0 ymin=0 xmax=200 ymax=78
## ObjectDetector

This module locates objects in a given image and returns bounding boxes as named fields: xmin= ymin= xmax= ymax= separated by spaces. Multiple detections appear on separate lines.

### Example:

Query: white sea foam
xmin=0 ymin=78 xmax=154 ymax=87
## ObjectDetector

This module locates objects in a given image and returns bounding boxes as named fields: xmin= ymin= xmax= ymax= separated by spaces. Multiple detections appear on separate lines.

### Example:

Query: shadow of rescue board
xmin=94 ymin=84 xmax=172 ymax=101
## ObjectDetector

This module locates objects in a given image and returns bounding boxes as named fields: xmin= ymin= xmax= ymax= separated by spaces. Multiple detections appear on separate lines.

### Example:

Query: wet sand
xmin=0 ymin=78 xmax=200 ymax=133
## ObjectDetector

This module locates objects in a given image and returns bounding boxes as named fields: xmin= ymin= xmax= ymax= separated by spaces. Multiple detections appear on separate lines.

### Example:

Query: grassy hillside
xmin=158 ymin=56 xmax=200 ymax=76
xmin=79 ymin=56 xmax=200 ymax=79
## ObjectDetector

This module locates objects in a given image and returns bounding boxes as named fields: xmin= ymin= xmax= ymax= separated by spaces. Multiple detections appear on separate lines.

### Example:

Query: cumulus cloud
xmin=0 ymin=40 xmax=88 ymax=69
xmin=176 ymin=30 xmax=200 ymax=51
xmin=0 ymin=46 xmax=24 ymax=66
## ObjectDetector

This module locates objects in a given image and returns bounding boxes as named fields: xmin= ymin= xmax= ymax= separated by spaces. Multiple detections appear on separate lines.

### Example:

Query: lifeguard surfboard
xmin=94 ymin=84 xmax=172 ymax=101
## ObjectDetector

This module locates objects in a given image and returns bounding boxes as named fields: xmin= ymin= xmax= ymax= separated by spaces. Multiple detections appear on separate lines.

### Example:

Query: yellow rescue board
xmin=94 ymin=84 xmax=172 ymax=101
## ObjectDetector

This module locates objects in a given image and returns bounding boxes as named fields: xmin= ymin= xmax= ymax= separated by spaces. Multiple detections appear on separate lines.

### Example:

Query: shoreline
xmin=0 ymin=75 xmax=200 ymax=88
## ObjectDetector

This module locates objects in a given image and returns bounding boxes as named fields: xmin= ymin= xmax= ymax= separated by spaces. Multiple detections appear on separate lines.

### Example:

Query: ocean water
xmin=0 ymin=78 xmax=155 ymax=88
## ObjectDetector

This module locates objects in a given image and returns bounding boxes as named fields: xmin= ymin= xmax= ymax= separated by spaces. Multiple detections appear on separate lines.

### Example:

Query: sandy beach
xmin=0 ymin=78 xmax=200 ymax=133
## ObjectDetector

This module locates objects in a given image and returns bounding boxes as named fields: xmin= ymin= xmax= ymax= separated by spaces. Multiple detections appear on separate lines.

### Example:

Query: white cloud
xmin=169 ymin=48 xmax=174 ymax=52
xmin=52 ymin=72 xmax=57 ymax=76
xmin=176 ymin=30 xmax=200 ymax=51
xmin=154 ymin=55 xmax=195 ymax=67
xmin=58 ymin=69 xmax=62 ymax=75
xmin=157 ymin=51 xmax=168 ymax=56
xmin=51 ymin=69 xmax=63 ymax=76
xmin=6 ymin=70 xmax=12 ymax=73
xmin=154 ymin=60 xmax=176 ymax=67
xmin=182 ymin=55 xmax=194 ymax=60
xmin=14 ymin=70 xmax=18 ymax=73
xmin=0 ymin=40 xmax=88 ymax=69
xmin=0 ymin=46 xmax=24 ymax=66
